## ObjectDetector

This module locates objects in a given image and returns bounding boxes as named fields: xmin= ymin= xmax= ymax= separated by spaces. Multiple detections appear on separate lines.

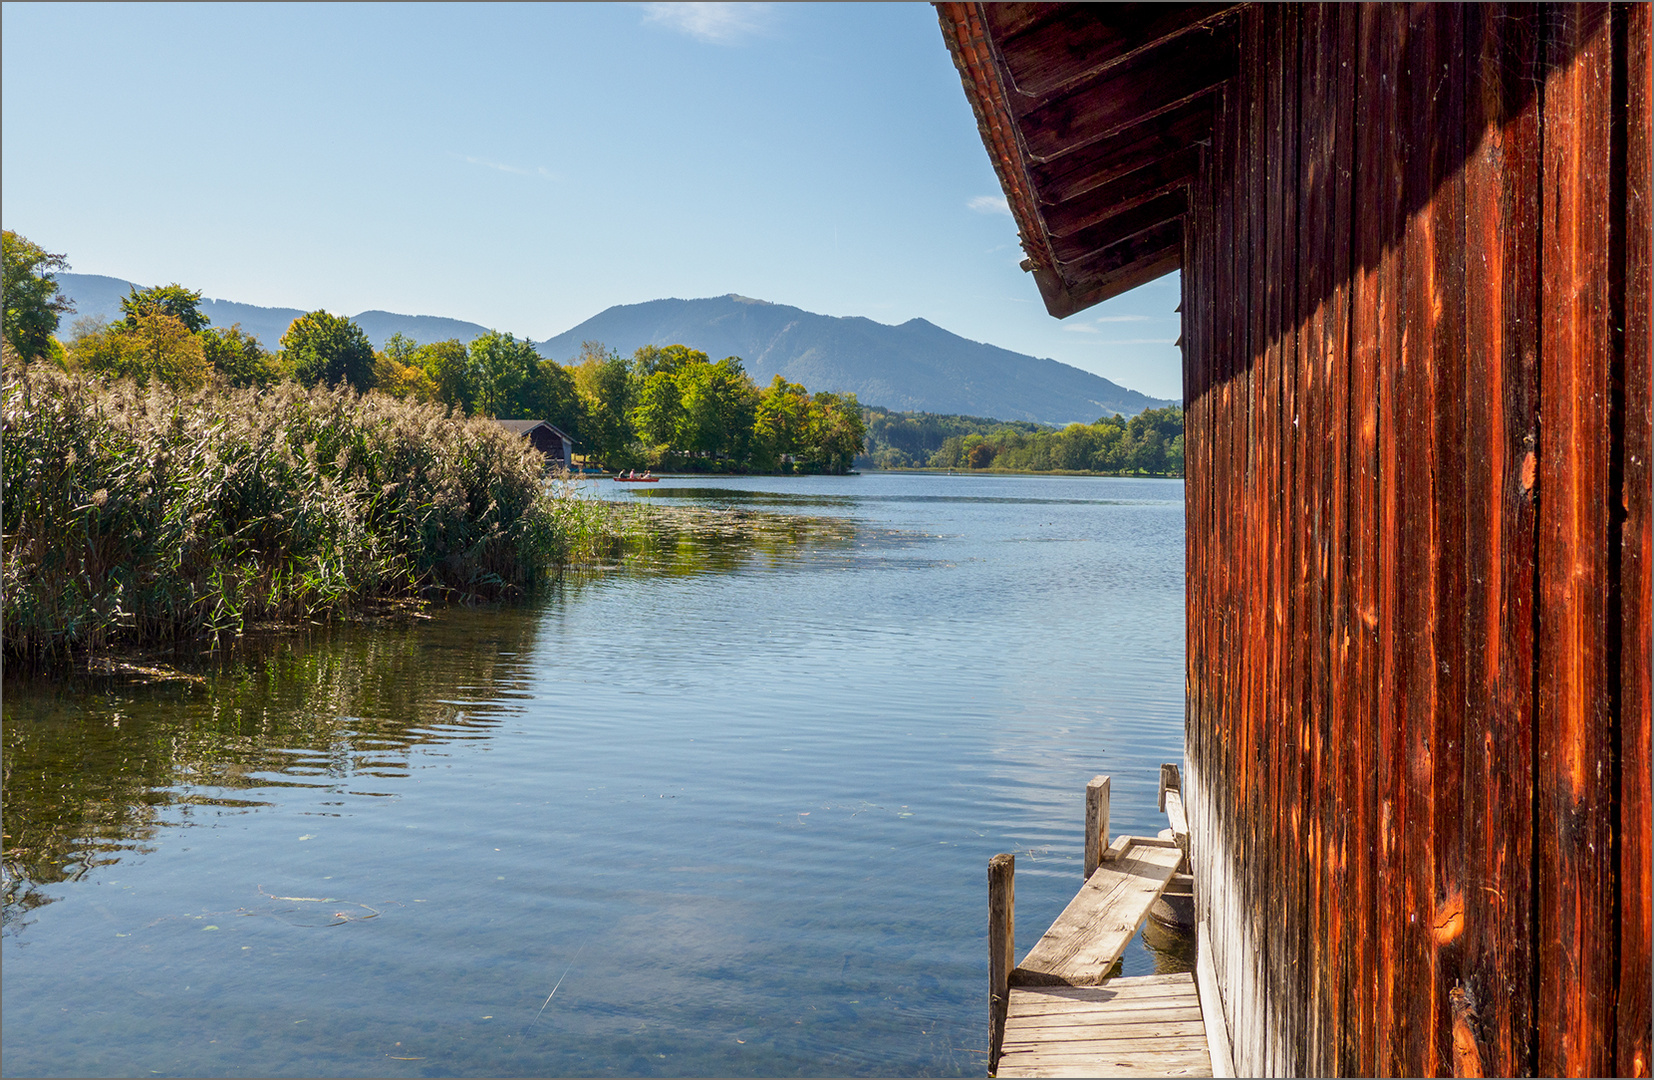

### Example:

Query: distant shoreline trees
xmin=862 ymin=404 xmax=1185 ymax=477
xmin=2 ymin=232 xmax=865 ymax=475
xmin=8 ymin=231 xmax=1181 ymax=479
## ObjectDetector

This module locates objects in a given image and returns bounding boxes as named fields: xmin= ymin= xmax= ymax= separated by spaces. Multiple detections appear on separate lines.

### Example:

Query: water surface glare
xmin=3 ymin=472 xmax=1186 ymax=1077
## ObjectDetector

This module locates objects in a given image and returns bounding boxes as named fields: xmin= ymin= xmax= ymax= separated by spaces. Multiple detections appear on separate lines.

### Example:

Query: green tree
xmin=633 ymin=343 xmax=706 ymax=378
xmin=676 ymin=356 xmax=757 ymax=460
xmin=1 ymin=231 xmax=73 ymax=362
xmin=571 ymin=341 xmax=635 ymax=466
xmin=200 ymin=323 xmax=280 ymax=387
xmin=281 ymin=310 xmax=377 ymax=390
xmin=754 ymin=375 xmax=810 ymax=469
xmin=119 ymin=283 xmax=208 ymax=333
xmin=805 ymin=391 xmax=866 ymax=474
xmin=469 ymin=330 xmax=543 ymax=418
xmin=631 ymin=369 xmax=684 ymax=448
xmin=523 ymin=357 xmax=583 ymax=439
xmin=417 ymin=339 xmax=474 ymax=413
xmin=1091 ymin=422 xmax=1126 ymax=471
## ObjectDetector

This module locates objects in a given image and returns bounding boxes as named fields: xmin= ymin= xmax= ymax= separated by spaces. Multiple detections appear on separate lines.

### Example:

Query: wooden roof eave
xmin=938 ymin=2 xmax=1241 ymax=318
xmin=938 ymin=2 xmax=1068 ymax=304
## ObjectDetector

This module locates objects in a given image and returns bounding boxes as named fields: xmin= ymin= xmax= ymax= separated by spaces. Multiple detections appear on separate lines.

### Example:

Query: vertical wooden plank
xmin=1213 ymin=55 xmax=1245 ymax=1073
xmin=1371 ymin=6 xmax=1408 ymax=1073
xmin=1222 ymin=60 xmax=1247 ymax=1068
xmin=1241 ymin=9 xmax=1269 ymax=1068
xmin=1423 ymin=7 xmax=1468 ymax=1074
xmin=1296 ymin=6 xmax=1333 ymax=1073
xmin=1275 ymin=9 xmax=1307 ymax=1074
xmin=1535 ymin=5 xmax=1617 ymax=1076
xmin=1460 ymin=6 xmax=1542 ymax=1076
xmin=1324 ymin=5 xmax=1358 ymax=1074
xmin=1615 ymin=3 xmax=1653 ymax=1075
xmin=1349 ymin=7 xmax=1398 ymax=1073
xmin=1260 ymin=7 xmax=1287 ymax=1072
xmin=1391 ymin=6 xmax=1441 ymax=1070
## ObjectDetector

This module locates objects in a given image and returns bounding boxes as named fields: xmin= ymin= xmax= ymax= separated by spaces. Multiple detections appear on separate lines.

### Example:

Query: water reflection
xmin=2 ymin=612 xmax=540 ymax=936
xmin=3 ymin=473 xmax=1186 ymax=1078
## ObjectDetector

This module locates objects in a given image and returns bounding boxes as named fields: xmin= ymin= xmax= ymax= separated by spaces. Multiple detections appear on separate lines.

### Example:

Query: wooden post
xmin=1084 ymin=775 xmax=1111 ymax=878
xmin=988 ymin=853 xmax=1015 ymax=1074
xmin=1160 ymin=763 xmax=1190 ymax=870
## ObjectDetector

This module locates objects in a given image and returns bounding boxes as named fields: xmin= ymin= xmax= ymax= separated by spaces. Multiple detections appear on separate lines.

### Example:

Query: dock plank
xmin=998 ymin=974 xmax=1214 ymax=1078
xmin=1011 ymin=843 xmax=1184 ymax=987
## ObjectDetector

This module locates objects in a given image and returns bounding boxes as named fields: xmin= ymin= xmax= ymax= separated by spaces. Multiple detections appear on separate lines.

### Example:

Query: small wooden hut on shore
xmin=937 ymin=3 xmax=1651 ymax=1075
xmin=492 ymin=419 xmax=575 ymax=471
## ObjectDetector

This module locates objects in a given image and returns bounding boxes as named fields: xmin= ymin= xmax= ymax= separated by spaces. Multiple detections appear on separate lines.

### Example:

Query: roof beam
xmin=1028 ymin=97 xmax=1216 ymax=206
xmin=1041 ymin=146 xmax=1202 ymax=240
xmin=1060 ymin=218 xmax=1183 ymax=281
xmin=1016 ymin=27 xmax=1238 ymax=161
xmin=1051 ymin=191 xmax=1187 ymax=266
xmin=990 ymin=3 xmax=1243 ymax=100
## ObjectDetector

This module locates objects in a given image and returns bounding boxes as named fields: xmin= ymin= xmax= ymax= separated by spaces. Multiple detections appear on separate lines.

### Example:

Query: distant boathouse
xmin=939 ymin=3 xmax=1651 ymax=1076
xmin=492 ymin=419 xmax=575 ymax=471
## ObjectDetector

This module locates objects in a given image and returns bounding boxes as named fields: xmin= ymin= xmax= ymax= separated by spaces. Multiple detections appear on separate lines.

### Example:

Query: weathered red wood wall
xmin=1181 ymin=4 xmax=1651 ymax=1075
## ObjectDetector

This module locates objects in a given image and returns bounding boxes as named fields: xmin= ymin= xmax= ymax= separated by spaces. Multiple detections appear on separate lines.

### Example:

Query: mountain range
xmin=52 ymin=274 xmax=1173 ymax=425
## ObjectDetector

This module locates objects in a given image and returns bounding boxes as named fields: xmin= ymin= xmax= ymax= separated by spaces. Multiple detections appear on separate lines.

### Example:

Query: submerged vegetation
xmin=0 ymin=365 xmax=643 ymax=661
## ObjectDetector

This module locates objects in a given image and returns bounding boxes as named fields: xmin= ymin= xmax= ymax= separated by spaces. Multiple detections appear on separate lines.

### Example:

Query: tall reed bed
xmin=2 ymin=365 xmax=632 ymax=660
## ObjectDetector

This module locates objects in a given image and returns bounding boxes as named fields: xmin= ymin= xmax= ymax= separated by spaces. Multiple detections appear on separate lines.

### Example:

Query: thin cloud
xmin=1092 ymin=314 xmax=1152 ymax=323
xmin=641 ymin=3 xmax=775 ymax=44
xmin=968 ymin=195 xmax=1012 ymax=216
xmin=458 ymin=155 xmax=557 ymax=180
xmin=462 ymin=155 xmax=526 ymax=175
xmin=1062 ymin=324 xmax=1101 ymax=333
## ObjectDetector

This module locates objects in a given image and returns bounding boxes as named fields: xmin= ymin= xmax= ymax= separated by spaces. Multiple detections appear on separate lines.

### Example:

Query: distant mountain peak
xmin=50 ymin=273 xmax=1174 ymax=424
xmin=538 ymin=295 xmax=1173 ymax=425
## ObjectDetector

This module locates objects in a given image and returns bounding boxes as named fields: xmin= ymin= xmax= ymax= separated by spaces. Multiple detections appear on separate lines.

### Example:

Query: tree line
xmin=861 ymin=403 xmax=1185 ymax=476
xmin=2 ymin=231 xmax=865 ymax=474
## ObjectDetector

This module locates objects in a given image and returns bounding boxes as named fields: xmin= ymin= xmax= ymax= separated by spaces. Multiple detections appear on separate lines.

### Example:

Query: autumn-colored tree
xmin=373 ymin=334 xmax=438 ymax=400
xmin=70 ymin=311 xmax=209 ymax=390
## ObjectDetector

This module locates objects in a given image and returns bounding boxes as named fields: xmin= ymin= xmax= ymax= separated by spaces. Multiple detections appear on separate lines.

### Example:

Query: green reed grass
xmin=2 ymin=365 xmax=637 ymax=660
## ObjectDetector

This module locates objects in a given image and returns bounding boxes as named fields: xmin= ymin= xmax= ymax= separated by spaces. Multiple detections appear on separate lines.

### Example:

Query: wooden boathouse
xmin=492 ymin=419 xmax=576 ymax=471
xmin=938 ymin=3 xmax=1651 ymax=1075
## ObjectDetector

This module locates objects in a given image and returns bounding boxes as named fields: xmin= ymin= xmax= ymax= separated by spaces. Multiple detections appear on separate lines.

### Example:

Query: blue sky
xmin=1 ymin=2 xmax=1185 ymax=400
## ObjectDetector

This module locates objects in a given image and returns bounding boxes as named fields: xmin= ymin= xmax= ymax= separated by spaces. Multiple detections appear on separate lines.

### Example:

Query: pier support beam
xmin=988 ymin=852 xmax=1015 ymax=1073
xmin=1084 ymin=775 xmax=1111 ymax=878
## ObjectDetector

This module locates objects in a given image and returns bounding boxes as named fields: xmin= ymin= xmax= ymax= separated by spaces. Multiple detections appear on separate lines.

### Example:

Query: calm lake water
xmin=2 ymin=472 xmax=1186 ymax=1078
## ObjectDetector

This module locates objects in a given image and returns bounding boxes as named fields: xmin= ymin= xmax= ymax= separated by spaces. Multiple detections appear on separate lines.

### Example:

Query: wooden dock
xmin=988 ymin=768 xmax=1223 ymax=1078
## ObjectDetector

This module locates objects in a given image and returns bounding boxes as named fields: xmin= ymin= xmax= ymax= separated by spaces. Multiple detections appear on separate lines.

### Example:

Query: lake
xmin=1 ymin=471 xmax=1186 ymax=1077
